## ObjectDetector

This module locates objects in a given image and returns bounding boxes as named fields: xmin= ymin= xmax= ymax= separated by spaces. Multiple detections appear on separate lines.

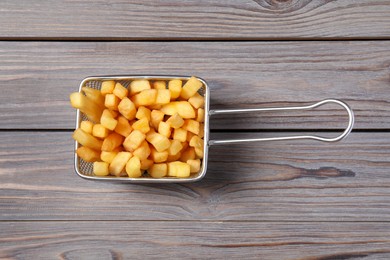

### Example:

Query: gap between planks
xmin=1 ymin=38 xmax=390 ymax=42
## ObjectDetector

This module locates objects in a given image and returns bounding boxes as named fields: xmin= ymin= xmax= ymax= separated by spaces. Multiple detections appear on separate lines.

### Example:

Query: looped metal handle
xmin=208 ymin=99 xmax=354 ymax=146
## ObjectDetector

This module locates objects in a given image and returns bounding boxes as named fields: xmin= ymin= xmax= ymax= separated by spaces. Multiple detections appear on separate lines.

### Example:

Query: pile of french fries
xmin=70 ymin=77 xmax=205 ymax=178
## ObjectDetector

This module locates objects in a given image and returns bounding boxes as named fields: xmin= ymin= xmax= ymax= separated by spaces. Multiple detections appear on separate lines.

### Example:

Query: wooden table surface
xmin=1 ymin=1 xmax=390 ymax=259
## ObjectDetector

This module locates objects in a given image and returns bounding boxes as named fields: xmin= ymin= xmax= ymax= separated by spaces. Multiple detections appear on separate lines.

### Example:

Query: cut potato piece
xmin=101 ymin=80 xmax=116 ymax=96
xmin=132 ymin=118 xmax=150 ymax=134
xmin=196 ymin=108 xmax=205 ymax=123
xmin=147 ymin=132 xmax=171 ymax=152
xmin=168 ymin=140 xmax=183 ymax=156
xmin=180 ymin=102 xmax=196 ymax=118
xmin=140 ymin=159 xmax=154 ymax=170
xmin=123 ymin=130 xmax=146 ymax=152
xmin=168 ymin=79 xmax=182 ymax=99
xmin=100 ymin=109 xmax=118 ymax=131
xmin=173 ymin=128 xmax=187 ymax=142
xmin=167 ymin=152 xmax=181 ymax=162
xmin=155 ymin=89 xmax=170 ymax=105
xmin=92 ymin=124 xmax=110 ymax=139
xmin=180 ymin=147 xmax=196 ymax=162
xmin=114 ymin=116 xmax=132 ymax=137
xmin=159 ymin=102 xmax=176 ymax=115
xmin=132 ymin=89 xmax=157 ymax=107
xmin=126 ymin=156 xmax=142 ymax=178
xmin=82 ymin=87 xmax=105 ymax=107
xmin=133 ymin=141 xmax=151 ymax=161
xmin=93 ymin=162 xmax=110 ymax=176
xmin=189 ymin=135 xmax=203 ymax=148
xmin=182 ymin=119 xmax=200 ymax=135
xmin=166 ymin=113 xmax=184 ymax=129
xmin=136 ymin=106 xmax=151 ymax=121
xmin=160 ymin=101 xmax=195 ymax=119
xmin=188 ymin=92 xmax=204 ymax=109
xmin=158 ymin=121 xmax=171 ymax=138
xmin=168 ymin=161 xmax=190 ymax=178
xmin=102 ymin=133 xmax=124 ymax=152
xmin=73 ymin=128 xmax=103 ymax=150
xmin=187 ymin=159 xmax=201 ymax=173
xmin=101 ymin=151 xmax=118 ymax=164
xmin=153 ymin=81 xmax=166 ymax=90
xmin=76 ymin=146 xmax=100 ymax=162
xmin=198 ymin=124 xmax=204 ymax=138
xmin=145 ymin=128 xmax=157 ymax=139
xmin=105 ymin=94 xmax=120 ymax=111
xmin=148 ymin=163 xmax=167 ymax=178
xmin=180 ymin=76 xmax=203 ymax=100
xmin=80 ymin=121 xmax=94 ymax=134
xmin=113 ymin=82 xmax=128 ymax=99
xmin=70 ymin=92 xmax=103 ymax=122
xmin=109 ymin=152 xmax=132 ymax=176
xmin=118 ymin=97 xmax=136 ymax=120
xmin=150 ymin=148 xmax=168 ymax=163
xmin=130 ymin=79 xmax=151 ymax=96
xmin=195 ymin=146 xmax=204 ymax=159
xmin=150 ymin=110 xmax=164 ymax=130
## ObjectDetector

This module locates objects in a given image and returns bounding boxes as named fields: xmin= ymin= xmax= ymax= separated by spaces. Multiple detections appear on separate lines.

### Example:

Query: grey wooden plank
xmin=0 ymin=0 xmax=389 ymax=39
xmin=0 ymin=41 xmax=389 ymax=130
xmin=0 ymin=131 xmax=389 ymax=221
xmin=0 ymin=221 xmax=389 ymax=260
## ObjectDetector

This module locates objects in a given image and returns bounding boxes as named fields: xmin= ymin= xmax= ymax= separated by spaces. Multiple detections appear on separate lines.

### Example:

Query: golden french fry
xmin=82 ymin=87 xmax=105 ymax=106
xmin=153 ymin=81 xmax=166 ymax=90
xmin=70 ymin=92 xmax=103 ymax=122
xmin=93 ymin=161 xmax=110 ymax=176
xmin=109 ymin=152 xmax=132 ymax=176
xmin=148 ymin=163 xmax=167 ymax=178
xmin=73 ymin=128 xmax=102 ymax=150
xmin=160 ymin=101 xmax=195 ymax=119
xmin=101 ymin=151 xmax=118 ymax=164
xmin=168 ymin=79 xmax=182 ymax=99
xmin=126 ymin=156 xmax=142 ymax=178
xmin=187 ymin=159 xmax=201 ymax=173
xmin=167 ymin=161 xmax=190 ymax=178
xmin=180 ymin=76 xmax=202 ymax=100
xmin=102 ymin=133 xmax=124 ymax=152
xmin=80 ymin=121 xmax=94 ymax=134
xmin=113 ymin=82 xmax=128 ymax=99
xmin=166 ymin=113 xmax=184 ymax=129
xmin=101 ymin=109 xmax=118 ymax=131
xmin=101 ymin=80 xmax=115 ymax=96
xmin=76 ymin=146 xmax=100 ymax=162
xmin=92 ymin=124 xmax=110 ymax=139
xmin=114 ymin=116 xmax=132 ymax=137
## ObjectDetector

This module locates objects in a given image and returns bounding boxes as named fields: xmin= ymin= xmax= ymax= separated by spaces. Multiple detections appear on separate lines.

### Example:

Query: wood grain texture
xmin=0 ymin=41 xmax=389 ymax=130
xmin=1 ymin=221 xmax=390 ymax=260
xmin=1 ymin=131 xmax=389 ymax=221
xmin=0 ymin=0 xmax=390 ymax=39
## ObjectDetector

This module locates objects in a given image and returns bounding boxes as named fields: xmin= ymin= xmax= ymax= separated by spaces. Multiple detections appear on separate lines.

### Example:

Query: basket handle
xmin=208 ymin=99 xmax=354 ymax=146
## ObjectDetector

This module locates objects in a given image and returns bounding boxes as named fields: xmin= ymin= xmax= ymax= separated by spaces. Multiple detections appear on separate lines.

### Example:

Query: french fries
xmin=102 ymin=133 xmax=124 ymax=152
xmin=82 ymin=87 xmax=105 ymax=107
xmin=73 ymin=128 xmax=103 ymax=150
xmin=93 ymin=162 xmax=110 ymax=176
xmin=71 ymin=77 xmax=205 ymax=178
xmin=76 ymin=146 xmax=100 ymax=162
xmin=70 ymin=92 xmax=103 ymax=122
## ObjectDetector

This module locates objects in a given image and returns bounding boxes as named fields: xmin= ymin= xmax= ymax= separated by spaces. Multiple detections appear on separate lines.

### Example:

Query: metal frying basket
xmin=74 ymin=75 xmax=354 ymax=183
